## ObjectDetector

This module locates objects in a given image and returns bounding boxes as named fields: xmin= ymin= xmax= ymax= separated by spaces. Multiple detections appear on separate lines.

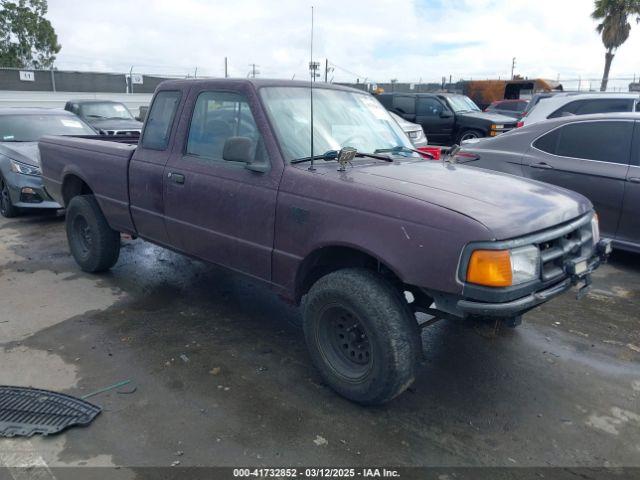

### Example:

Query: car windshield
xmin=0 ymin=114 xmax=95 ymax=142
xmin=260 ymin=86 xmax=413 ymax=162
xmin=446 ymin=95 xmax=481 ymax=113
xmin=80 ymin=102 xmax=134 ymax=120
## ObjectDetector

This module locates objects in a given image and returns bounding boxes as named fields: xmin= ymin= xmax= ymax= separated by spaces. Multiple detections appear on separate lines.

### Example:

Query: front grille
xmin=103 ymin=129 xmax=141 ymax=136
xmin=537 ymin=216 xmax=594 ymax=282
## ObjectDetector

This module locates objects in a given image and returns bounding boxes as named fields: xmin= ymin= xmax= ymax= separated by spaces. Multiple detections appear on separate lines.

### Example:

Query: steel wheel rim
xmin=72 ymin=215 xmax=92 ymax=255
xmin=316 ymin=305 xmax=373 ymax=381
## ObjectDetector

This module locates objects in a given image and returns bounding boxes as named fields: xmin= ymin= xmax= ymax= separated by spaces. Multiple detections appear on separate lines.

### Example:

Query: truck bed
xmin=39 ymin=135 xmax=138 ymax=233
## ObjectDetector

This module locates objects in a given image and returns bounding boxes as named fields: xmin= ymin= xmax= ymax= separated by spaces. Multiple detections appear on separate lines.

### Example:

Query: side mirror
xmin=440 ymin=111 xmax=453 ymax=118
xmin=222 ymin=136 xmax=268 ymax=173
xmin=223 ymin=136 xmax=253 ymax=163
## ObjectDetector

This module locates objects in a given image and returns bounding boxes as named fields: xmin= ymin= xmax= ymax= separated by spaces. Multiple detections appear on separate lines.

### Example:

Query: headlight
xmin=591 ymin=214 xmax=600 ymax=244
xmin=10 ymin=160 xmax=41 ymax=176
xmin=466 ymin=245 xmax=540 ymax=287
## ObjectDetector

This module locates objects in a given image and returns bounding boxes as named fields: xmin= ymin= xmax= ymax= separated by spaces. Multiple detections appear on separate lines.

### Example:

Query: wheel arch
xmin=294 ymin=244 xmax=405 ymax=304
xmin=61 ymin=173 xmax=94 ymax=207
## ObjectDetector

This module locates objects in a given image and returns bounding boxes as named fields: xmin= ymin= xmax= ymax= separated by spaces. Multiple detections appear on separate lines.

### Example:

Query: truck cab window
xmin=141 ymin=91 xmax=181 ymax=150
xmin=186 ymin=91 xmax=264 ymax=163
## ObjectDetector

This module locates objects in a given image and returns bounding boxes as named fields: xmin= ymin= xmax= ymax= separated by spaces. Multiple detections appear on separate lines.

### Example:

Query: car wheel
xmin=302 ymin=268 xmax=421 ymax=405
xmin=66 ymin=195 xmax=121 ymax=272
xmin=0 ymin=176 xmax=20 ymax=218
xmin=457 ymin=129 xmax=483 ymax=143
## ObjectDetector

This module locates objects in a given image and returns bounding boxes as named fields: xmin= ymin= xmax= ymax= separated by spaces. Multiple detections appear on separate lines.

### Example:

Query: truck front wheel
xmin=66 ymin=195 xmax=120 ymax=272
xmin=456 ymin=129 xmax=483 ymax=143
xmin=302 ymin=268 xmax=420 ymax=405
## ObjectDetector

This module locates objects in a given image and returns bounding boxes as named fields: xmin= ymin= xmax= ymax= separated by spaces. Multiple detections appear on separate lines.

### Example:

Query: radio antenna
xmin=308 ymin=6 xmax=316 ymax=172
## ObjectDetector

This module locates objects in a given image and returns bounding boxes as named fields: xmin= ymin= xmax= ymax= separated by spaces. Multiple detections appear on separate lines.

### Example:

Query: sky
xmin=46 ymin=0 xmax=640 ymax=89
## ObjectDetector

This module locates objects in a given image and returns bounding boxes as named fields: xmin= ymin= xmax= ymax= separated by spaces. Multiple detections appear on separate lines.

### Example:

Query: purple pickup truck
xmin=40 ymin=79 xmax=611 ymax=404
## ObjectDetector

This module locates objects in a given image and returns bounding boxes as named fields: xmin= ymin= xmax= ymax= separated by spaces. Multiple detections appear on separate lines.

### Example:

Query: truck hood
xmin=457 ymin=110 xmax=517 ymax=125
xmin=87 ymin=118 xmax=143 ymax=131
xmin=0 ymin=142 xmax=40 ymax=167
xmin=316 ymin=160 xmax=591 ymax=240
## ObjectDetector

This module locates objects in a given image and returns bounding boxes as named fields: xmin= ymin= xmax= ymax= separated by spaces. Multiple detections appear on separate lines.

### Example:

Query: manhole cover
xmin=0 ymin=386 xmax=101 ymax=438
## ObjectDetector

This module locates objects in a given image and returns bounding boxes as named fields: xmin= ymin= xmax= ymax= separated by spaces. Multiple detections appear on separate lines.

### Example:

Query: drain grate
xmin=0 ymin=386 xmax=101 ymax=438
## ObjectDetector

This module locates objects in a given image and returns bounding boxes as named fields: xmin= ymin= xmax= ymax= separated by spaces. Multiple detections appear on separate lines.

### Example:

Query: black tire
xmin=456 ymin=129 xmax=483 ymax=144
xmin=65 ymin=195 xmax=120 ymax=272
xmin=0 ymin=176 xmax=21 ymax=218
xmin=302 ymin=268 xmax=420 ymax=405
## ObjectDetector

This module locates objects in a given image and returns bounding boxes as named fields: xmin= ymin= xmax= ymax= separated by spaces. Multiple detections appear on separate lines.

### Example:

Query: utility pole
xmin=325 ymin=58 xmax=328 ymax=82
xmin=224 ymin=57 xmax=228 ymax=78
xmin=309 ymin=61 xmax=320 ymax=82
xmin=511 ymin=57 xmax=516 ymax=79
xmin=248 ymin=63 xmax=259 ymax=78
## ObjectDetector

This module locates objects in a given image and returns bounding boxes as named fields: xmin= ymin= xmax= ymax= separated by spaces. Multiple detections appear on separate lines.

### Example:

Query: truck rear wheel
xmin=302 ymin=268 xmax=420 ymax=405
xmin=66 ymin=195 xmax=120 ymax=272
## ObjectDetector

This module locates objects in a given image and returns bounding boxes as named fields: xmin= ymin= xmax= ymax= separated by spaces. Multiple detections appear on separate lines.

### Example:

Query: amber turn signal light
xmin=466 ymin=249 xmax=512 ymax=287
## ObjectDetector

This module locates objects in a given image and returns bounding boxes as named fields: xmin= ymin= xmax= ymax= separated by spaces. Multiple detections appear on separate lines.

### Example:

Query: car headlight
xmin=466 ymin=245 xmax=540 ymax=287
xmin=591 ymin=214 xmax=600 ymax=244
xmin=10 ymin=159 xmax=41 ymax=176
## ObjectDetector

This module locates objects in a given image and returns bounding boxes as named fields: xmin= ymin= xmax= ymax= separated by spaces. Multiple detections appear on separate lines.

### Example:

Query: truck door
xmin=129 ymin=90 xmax=183 ymax=245
xmin=414 ymin=97 xmax=454 ymax=144
xmin=616 ymin=121 xmax=640 ymax=248
xmin=162 ymin=86 xmax=282 ymax=282
xmin=523 ymin=120 xmax=632 ymax=238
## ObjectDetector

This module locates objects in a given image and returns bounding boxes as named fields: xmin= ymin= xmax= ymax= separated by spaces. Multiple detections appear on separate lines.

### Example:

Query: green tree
xmin=0 ymin=0 xmax=60 ymax=69
xmin=592 ymin=0 xmax=640 ymax=91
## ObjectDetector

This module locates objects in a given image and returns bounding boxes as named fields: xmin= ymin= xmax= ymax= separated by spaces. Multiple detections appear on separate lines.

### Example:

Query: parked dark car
xmin=485 ymin=99 xmax=529 ymax=119
xmin=64 ymin=100 xmax=143 ymax=136
xmin=40 ymin=79 xmax=610 ymax=404
xmin=377 ymin=92 xmax=517 ymax=145
xmin=456 ymin=112 xmax=640 ymax=252
xmin=0 ymin=108 xmax=95 ymax=217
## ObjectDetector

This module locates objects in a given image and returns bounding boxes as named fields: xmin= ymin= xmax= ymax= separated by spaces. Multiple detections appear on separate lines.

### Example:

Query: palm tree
xmin=592 ymin=0 xmax=640 ymax=91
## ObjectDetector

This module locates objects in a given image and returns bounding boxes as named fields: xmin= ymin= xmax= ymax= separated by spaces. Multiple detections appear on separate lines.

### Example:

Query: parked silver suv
xmin=519 ymin=92 xmax=639 ymax=127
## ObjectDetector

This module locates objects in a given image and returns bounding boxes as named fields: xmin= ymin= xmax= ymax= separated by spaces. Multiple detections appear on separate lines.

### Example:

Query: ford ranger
xmin=39 ymin=79 xmax=611 ymax=405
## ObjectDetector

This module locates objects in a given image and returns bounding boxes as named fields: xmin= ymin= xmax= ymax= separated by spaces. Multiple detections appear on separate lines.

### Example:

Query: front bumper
xmin=3 ymin=169 xmax=61 ymax=210
xmin=456 ymin=239 xmax=612 ymax=318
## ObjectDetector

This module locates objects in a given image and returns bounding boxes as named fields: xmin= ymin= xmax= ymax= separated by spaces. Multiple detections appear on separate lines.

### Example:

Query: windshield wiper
xmin=291 ymin=149 xmax=392 ymax=165
xmin=86 ymin=114 xmax=107 ymax=119
xmin=375 ymin=145 xmax=435 ymax=159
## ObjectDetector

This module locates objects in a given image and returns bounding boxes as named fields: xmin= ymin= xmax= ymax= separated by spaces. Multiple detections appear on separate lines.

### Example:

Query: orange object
xmin=466 ymin=250 xmax=512 ymax=287
xmin=417 ymin=146 xmax=441 ymax=160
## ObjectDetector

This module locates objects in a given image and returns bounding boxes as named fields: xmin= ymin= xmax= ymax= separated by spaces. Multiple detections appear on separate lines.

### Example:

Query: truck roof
xmin=155 ymin=78 xmax=365 ymax=94
xmin=66 ymin=99 xmax=126 ymax=104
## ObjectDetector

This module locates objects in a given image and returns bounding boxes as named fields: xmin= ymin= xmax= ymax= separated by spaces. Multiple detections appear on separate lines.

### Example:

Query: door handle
xmin=168 ymin=172 xmax=185 ymax=184
xmin=629 ymin=177 xmax=640 ymax=184
xmin=531 ymin=162 xmax=554 ymax=170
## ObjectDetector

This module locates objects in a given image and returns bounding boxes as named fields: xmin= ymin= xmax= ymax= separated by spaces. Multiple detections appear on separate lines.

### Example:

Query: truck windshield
xmin=260 ymin=87 xmax=412 ymax=162
xmin=80 ymin=102 xmax=134 ymax=120
xmin=0 ymin=114 xmax=95 ymax=142
xmin=446 ymin=95 xmax=481 ymax=113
